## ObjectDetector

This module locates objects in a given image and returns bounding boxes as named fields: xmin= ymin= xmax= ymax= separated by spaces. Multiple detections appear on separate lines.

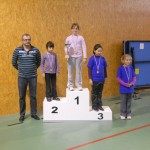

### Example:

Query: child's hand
xmin=89 ymin=79 xmax=93 ymax=85
xmin=129 ymin=83 xmax=133 ymax=87
xmin=127 ymin=84 xmax=130 ymax=87
xmin=83 ymin=58 xmax=87 ymax=64
xmin=127 ymin=83 xmax=133 ymax=87
xmin=65 ymin=54 xmax=69 ymax=61
xmin=42 ymin=73 xmax=45 ymax=77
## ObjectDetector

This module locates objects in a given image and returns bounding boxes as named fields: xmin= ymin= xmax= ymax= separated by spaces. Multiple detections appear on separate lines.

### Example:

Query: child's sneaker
xmin=93 ymin=108 xmax=99 ymax=111
xmin=53 ymin=97 xmax=60 ymax=101
xmin=69 ymin=87 xmax=74 ymax=91
xmin=127 ymin=116 xmax=132 ymax=120
xmin=99 ymin=106 xmax=104 ymax=111
xmin=78 ymin=87 xmax=83 ymax=91
xmin=120 ymin=115 xmax=126 ymax=120
xmin=47 ymin=97 xmax=52 ymax=102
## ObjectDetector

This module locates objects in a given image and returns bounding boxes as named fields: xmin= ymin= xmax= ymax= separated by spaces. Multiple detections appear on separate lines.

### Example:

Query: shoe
xmin=120 ymin=115 xmax=126 ymax=120
xmin=99 ymin=106 xmax=104 ymax=111
xmin=78 ymin=87 xmax=83 ymax=91
xmin=69 ymin=87 xmax=74 ymax=91
xmin=19 ymin=116 xmax=25 ymax=123
xmin=53 ymin=97 xmax=60 ymax=101
xmin=47 ymin=97 xmax=52 ymax=102
xmin=127 ymin=116 xmax=132 ymax=120
xmin=31 ymin=115 xmax=40 ymax=120
xmin=93 ymin=108 xmax=99 ymax=111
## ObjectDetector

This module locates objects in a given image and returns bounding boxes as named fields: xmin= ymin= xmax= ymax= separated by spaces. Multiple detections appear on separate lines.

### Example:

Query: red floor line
xmin=67 ymin=123 xmax=150 ymax=150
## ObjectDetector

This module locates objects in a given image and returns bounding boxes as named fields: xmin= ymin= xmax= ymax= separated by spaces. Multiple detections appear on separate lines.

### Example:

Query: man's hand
xmin=42 ymin=73 xmax=45 ymax=77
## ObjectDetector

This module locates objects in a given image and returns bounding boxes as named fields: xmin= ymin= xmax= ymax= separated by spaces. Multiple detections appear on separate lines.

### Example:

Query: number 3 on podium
xmin=98 ymin=113 xmax=103 ymax=120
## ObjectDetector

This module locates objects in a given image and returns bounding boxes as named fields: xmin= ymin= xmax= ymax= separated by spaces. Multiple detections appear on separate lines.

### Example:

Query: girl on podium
xmin=40 ymin=41 xmax=60 ymax=102
xmin=87 ymin=44 xmax=107 ymax=111
xmin=117 ymin=54 xmax=136 ymax=120
xmin=64 ymin=23 xmax=87 ymax=91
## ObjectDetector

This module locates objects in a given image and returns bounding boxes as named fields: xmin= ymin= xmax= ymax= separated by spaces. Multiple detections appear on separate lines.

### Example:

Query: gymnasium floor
xmin=0 ymin=91 xmax=150 ymax=150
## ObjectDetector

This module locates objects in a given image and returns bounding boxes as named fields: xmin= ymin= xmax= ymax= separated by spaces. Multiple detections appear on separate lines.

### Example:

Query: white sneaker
xmin=69 ymin=87 xmax=74 ymax=91
xmin=127 ymin=116 xmax=132 ymax=120
xmin=78 ymin=87 xmax=83 ymax=91
xmin=120 ymin=115 xmax=126 ymax=120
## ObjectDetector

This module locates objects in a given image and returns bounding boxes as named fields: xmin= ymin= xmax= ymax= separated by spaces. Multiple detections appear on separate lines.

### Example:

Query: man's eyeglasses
xmin=72 ymin=28 xmax=78 ymax=30
xmin=23 ymin=39 xmax=31 ymax=41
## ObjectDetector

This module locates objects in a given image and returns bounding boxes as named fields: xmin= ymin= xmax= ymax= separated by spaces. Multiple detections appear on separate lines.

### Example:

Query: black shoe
xmin=53 ymin=97 xmax=60 ymax=101
xmin=47 ymin=97 xmax=52 ymax=102
xmin=31 ymin=115 xmax=40 ymax=120
xmin=19 ymin=116 xmax=25 ymax=123
xmin=93 ymin=107 xmax=99 ymax=111
xmin=99 ymin=106 xmax=104 ymax=111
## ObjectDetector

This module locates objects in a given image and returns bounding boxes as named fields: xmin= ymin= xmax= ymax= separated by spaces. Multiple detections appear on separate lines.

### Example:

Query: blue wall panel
xmin=129 ymin=42 xmax=150 ymax=61
xmin=124 ymin=41 xmax=150 ymax=88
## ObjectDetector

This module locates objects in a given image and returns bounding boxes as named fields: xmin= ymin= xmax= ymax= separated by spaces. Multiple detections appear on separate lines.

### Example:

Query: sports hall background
xmin=0 ymin=0 xmax=150 ymax=115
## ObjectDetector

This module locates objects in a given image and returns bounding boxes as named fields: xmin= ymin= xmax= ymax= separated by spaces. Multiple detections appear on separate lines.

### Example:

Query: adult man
xmin=65 ymin=23 xmax=87 ymax=91
xmin=12 ymin=34 xmax=41 ymax=123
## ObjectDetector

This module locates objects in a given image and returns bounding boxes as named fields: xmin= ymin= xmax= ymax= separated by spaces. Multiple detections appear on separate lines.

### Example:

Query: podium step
xmin=43 ymin=88 xmax=112 ymax=121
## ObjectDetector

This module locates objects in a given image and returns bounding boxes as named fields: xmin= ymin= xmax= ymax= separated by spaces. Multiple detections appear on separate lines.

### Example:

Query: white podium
xmin=43 ymin=88 xmax=112 ymax=121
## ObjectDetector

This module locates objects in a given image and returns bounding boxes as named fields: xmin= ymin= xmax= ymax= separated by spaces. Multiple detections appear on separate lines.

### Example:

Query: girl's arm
xmin=56 ymin=54 xmax=60 ymax=74
xmin=117 ymin=77 xmax=129 ymax=87
xmin=130 ymin=76 xmax=136 ymax=85
xmin=104 ymin=67 xmax=107 ymax=78
xmin=88 ymin=68 xmax=92 ymax=79
xmin=88 ymin=67 xmax=93 ymax=85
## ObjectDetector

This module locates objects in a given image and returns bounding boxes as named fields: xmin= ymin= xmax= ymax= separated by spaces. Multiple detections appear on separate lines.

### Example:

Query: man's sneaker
xmin=53 ymin=97 xmax=60 ymax=101
xmin=120 ymin=115 xmax=126 ymax=120
xmin=69 ymin=87 xmax=74 ymax=91
xmin=127 ymin=116 xmax=132 ymax=120
xmin=78 ymin=87 xmax=83 ymax=91
xmin=19 ymin=116 xmax=25 ymax=123
xmin=31 ymin=115 xmax=40 ymax=120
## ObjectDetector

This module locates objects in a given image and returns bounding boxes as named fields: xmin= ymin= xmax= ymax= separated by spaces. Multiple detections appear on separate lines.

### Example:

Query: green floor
xmin=0 ymin=91 xmax=150 ymax=150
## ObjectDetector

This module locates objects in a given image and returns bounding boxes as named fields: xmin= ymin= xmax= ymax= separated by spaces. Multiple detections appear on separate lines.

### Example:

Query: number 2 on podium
xmin=51 ymin=106 xmax=58 ymax=113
